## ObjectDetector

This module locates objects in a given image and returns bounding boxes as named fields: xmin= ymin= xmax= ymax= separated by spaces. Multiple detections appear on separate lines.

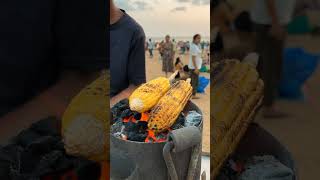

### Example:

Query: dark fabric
xmin=190 ymin=70 xmax=199 ymax=95
xmin=234 ymin=11 xmax=253 ymax=32
xmin=255 ymin=24 xmax=285 ymax=107
xmin=148 ymin=49 xmax=153 ymax=57
xmin=0 ymin=0 xmax=107 ymax=115
xmin=212 ymin=32 xmax=224 ymax=53
xmin=110 ymin=10 xmax=146 ymax=97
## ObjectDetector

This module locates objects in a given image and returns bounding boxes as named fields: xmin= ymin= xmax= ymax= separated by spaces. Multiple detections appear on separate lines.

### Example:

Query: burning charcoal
xmin=111 ymin=99 xmax=130 ymax=117
xmin=124 ymin=122 xmax=139 ymax=133
xmin=185 ymin=111 xmax=202 ymax=127
xmin=156 ymin=133 xmax=168 ymax=142
xmin=136 ymin=121 xmax=148 ymax=131
xmin=111 ymin=117 xmax=122 ymax=125
xmin=127 ymin=132 xmax=147 ymax=142
xmin=171 ymin=113 xmax=185 ymax=130
xmin=118 ymin=99 xmax=129 ymax=107
xmin=133 ymin=112 xmax=141 ymax=120
xmin=120 ymin=109 xmax=133 ymax=118
xmin=111 ymin=121 xmax=124 ymax=134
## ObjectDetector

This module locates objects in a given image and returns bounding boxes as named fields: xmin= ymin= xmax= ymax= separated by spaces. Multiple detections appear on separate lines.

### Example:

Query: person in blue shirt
xmin=110 ymin=0 xmax=146 ymax=106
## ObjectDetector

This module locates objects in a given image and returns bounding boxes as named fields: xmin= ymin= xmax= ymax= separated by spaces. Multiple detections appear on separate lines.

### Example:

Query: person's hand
xmin=194 ymin=69 xmax=200 ymax=75
xmin=270 ymin=23 xmax=285 ymax=40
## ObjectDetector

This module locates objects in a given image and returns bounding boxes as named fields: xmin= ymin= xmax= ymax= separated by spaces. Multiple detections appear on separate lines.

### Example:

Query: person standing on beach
xmin=147 ymin=38 xmax=154 ymax=58
xmin=158 ymin=40 xmax=164 ymax=61
xmin=251 ymin=0 xmax=296 ymax=118
xmin=162 ymin=35 xmax=175 ymax=77
xmin=110 ymin=0 xmax=146 ymax=106
xmin=189 ymin=34 xmax=203 ymax=99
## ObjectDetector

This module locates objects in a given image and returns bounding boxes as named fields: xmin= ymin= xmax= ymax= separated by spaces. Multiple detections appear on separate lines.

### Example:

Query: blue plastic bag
xmin=279 ymin=48 xmax=319 ymax=99
xmin=197 ymin=76 xmax=210 ymax=93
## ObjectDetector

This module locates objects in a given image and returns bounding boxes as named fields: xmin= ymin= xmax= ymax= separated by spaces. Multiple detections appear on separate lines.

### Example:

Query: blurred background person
xmin=189 ymin=34 xmax=203 ymax=99
xmin=162 ymin=35 xmax=175 ymax=77
xmin=147 ymin=38 xmax=154 ymax=58
xmin=251 ymin=0 xmax=297 ymax=118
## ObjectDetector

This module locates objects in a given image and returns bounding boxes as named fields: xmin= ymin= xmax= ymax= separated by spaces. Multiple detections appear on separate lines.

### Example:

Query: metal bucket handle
xmin=163 ymin=126 xmax=202 ymax=180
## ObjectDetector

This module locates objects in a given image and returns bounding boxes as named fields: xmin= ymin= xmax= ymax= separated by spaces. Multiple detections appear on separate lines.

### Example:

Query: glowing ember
xmin=140 ymin=112 xmax=149 ymax=122
xmin=144 ymin=130 xmax=168 ymax=143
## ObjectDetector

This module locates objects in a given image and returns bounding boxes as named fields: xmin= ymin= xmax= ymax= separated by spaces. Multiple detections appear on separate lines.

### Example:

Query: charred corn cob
xmin=148 ymin=79 xmax=192 ymax=133
xmin=62 ymin=71 xmax=109 ymax=162
xmin=211 ymin=59 xmax=264 ymax=178
xmin=129 ymin=71 xmax=178 ymax=113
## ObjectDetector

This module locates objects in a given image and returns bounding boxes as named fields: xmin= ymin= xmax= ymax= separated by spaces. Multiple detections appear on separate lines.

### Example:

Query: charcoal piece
xmin=26 ymin=136 xmax=62 ymax=153
xmin=133 ymin=112 xmax=141 ymax=120
xmin=118 ymin=99 xmax=129 ymax=107
xmin=29 ymin=116 xmax=60 ymax=136
xmin=0 ymin=145 xmax=18 ymax=180
xmin=136 ymin=121 xmax=148 ymax=131
xmin=0 ymin=144 xmax=22 ymax=163
xmin=156 ymin=133 xmax=167 ymax=141
xmin=33 ymin=150 xmax=65 ymax=176
xmin=111 ymin=120 xmax=124 ymax=134
xmin=0 ymin=161 xmax=10 ymax=180
xmin=20 ymin=136 xmax=62 ymax=173
xmin=124 ymin=122 xmax=139 ymax=133
xmin=12 ymin=130 xmax=41 ymax=147
xmin=171 ymin=113 xmax=185 ymax=130
xmin=127 ymin=132 xmax=147 ymax=142
xmin=120 ymin=109 xmax=133 ymax=118
xmin=111 ymin=99 xmax=130 ymax=117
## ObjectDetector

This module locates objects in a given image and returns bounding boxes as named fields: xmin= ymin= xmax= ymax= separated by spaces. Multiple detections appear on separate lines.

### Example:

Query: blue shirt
xmin=110 ymin=10 xmax=146 ymax=97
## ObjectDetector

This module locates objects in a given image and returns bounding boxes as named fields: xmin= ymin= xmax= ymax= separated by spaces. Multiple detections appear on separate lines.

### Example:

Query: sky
xmin=114 ymin=0 xmax=210 ymax=38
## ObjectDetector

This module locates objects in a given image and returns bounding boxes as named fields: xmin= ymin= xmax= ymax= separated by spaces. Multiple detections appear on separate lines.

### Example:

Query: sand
xmin=145 ymin=50 xmax=210 ymax=154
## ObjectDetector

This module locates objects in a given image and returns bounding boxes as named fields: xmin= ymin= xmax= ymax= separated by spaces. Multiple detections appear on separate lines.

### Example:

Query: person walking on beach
xmin=189 ymin=34 xmax=203 ymax=99
xmin=251 ymin=0 xmax=296 ymax=118
xmin=158 ymin=40 xmax=164 ymax=61
xmin=147 ymin=38 xmax=154 ymax=58
xmin=110 ymin=0 xmax=146 ymax=106
xmin=162 ymin=35 xmax=175 ymax=77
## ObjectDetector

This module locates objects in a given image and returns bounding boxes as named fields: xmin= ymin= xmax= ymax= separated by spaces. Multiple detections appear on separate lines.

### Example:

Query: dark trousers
xmin=255 ymin=24 xmax=286 ymax=107
xmin=190 ymin=70 xmax=199 ymax=95
xmin=148 ymin=49 xmax=153 ymax=57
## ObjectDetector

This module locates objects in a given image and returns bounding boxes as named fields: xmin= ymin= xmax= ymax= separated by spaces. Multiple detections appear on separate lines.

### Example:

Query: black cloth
xmin=110 ymin=10 xmax=146 ymax=97
xmin=255 ymin=24 xmax=285 ymax=106
xmin=0 ymin=0 xmax=107 ymax=116
xmin=190 ymin=70 xmax=199 ymax=95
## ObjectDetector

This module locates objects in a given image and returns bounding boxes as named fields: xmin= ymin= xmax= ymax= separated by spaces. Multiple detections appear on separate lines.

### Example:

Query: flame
xmin=144 ymin=130 xmax=167 ymax=143
xmin=123 ymin=117 xmax=131 ymax=123
xmin=145 ymin=130 xmax=156 ymax=142
xmin=140 ymin=112 xmax=149 ymax=122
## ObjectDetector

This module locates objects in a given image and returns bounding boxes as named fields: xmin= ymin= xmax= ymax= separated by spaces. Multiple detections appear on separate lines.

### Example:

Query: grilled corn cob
xmin=129 ymin=71 xmax=178 ymax=113
xmin=148 ymin=79 xmax=192 ymax=133
xmin=212 ymin=59 xmax=259 ymax=144
xmin=211 ymin=59 xmax=264 ymax=178
xmin=62 ymin=71 xmax=109 ymax=162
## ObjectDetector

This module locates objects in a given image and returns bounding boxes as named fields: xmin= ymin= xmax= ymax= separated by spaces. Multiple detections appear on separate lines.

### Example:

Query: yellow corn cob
xmin=62 ymin=71 xmax=109 ymax=162
xmin=212 ymin=80 xmax=264 ymax=177
xmin=211 ymin=59 xmax=264 ymax=178
xmin=212 ymin=59 xmax=259 ymax=144
xmin=129 ymin=71 xmax=178 ymax=113
xmin=148 ymin=79 xmax=193 ymax=133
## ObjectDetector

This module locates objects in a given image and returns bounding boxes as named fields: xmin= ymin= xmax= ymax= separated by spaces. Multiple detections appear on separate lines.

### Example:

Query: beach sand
xmin=145 ymin=50 xmax=210 ymax=154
